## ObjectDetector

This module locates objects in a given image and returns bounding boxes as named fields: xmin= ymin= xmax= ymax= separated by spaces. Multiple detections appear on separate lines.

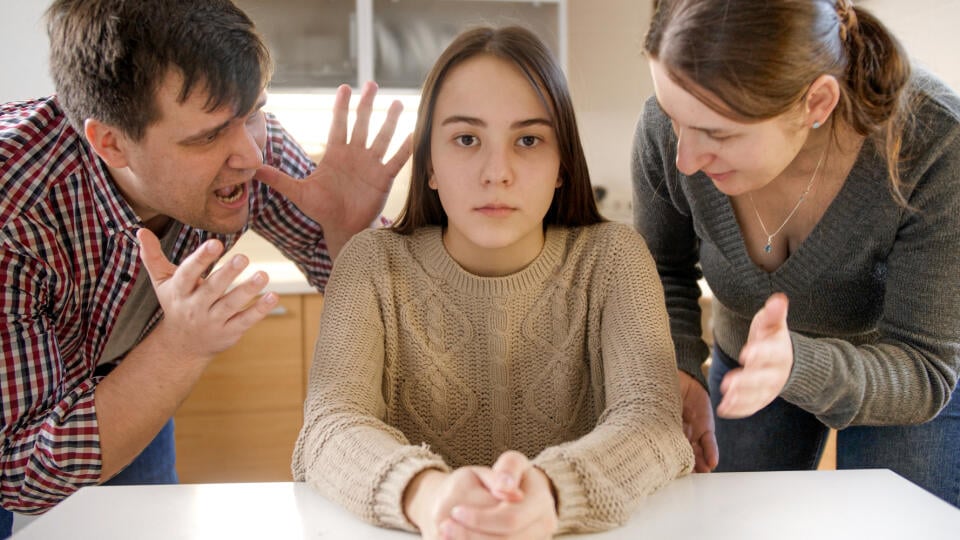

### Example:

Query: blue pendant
xmin=764 ymin=244 xmax=772 ymax=253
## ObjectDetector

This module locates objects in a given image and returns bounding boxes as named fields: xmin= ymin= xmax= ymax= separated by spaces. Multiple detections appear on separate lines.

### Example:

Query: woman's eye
xmin=518 ymin=135 xmax=540 ymax=148
xmin=455 ymin=134 xmax=478 ymax=147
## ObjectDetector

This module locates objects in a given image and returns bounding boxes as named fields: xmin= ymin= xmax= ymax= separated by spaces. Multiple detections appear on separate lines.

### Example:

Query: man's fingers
xmin=350 ymin=81 xmax=377 ymax=148
xmin=369 ymin=99 xmax=403 ymax=160
xmin=138 ymin=229 xmax=223 ymax=294
xmin=169 ymin=238 xmax=224 ymax=292
xmin=205 ymin=255 xmax=255 ymax=298
xmin=136 ymin=228 xmax=175 ymax=286
xmin=327 ymin=84 xmax=352 ymax=144
xmin=384 ymin=133 xmax=413 ymax=179
xmin=255 ymin=164 xmax=301 ymax=197
xmin=209 ymin=269 xmax=269 ymax=318
xmin=224 ymin=291 xmax=279 ymax=332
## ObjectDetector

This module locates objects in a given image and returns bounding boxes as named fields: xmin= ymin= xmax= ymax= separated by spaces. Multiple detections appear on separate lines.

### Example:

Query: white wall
xmin=566 ymin=0 xmax=652 ymax=222
xmin=861 ymin=0 xmax=960 ymax=92
xmin=0 ymin=1 xmax=54 ymax=102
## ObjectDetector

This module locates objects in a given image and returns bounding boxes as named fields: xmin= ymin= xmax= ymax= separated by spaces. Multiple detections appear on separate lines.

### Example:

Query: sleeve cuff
xmin=373 ymin=447 xmax=450 ymax=532
xmin=675 ymin=339 xmax=709 ymax=389
xmin=532 ymin=449 xmax=591 ymax=534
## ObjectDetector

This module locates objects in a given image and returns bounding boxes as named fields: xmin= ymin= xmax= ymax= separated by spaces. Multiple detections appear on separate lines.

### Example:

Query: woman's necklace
xmin=748 ymin=146 xmax=828 ymax=254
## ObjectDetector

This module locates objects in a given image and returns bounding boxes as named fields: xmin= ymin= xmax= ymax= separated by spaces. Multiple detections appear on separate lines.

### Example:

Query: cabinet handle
xmin=267 ymin=305 xmax=288 ymax=317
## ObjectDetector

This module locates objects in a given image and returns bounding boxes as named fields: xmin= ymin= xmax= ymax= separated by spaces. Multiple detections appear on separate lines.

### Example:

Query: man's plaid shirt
xmin=0 ymin=96 xmax=333 ymax=513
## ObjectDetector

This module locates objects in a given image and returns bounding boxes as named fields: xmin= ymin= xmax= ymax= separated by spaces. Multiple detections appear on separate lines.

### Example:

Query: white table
xmin=13 ymin=469 xmax=960 ymax=539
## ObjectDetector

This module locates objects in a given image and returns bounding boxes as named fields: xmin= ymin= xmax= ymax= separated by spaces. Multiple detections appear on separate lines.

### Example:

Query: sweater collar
xmin=415 ymin=226 xmax=567 ymax=297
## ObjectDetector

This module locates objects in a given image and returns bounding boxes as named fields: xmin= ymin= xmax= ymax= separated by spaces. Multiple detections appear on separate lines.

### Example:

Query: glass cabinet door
xmin=235 ymin=0 xmax=562 ymax=91
xmin=372 ymin=0 xmax=562 ymax=89
xmin=236 ymin=0 xmax=358 ymax=90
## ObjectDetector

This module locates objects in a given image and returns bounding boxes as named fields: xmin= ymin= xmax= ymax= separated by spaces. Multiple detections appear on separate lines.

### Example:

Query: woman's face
xmin=649 ymin=59 xmax=809 ymax=196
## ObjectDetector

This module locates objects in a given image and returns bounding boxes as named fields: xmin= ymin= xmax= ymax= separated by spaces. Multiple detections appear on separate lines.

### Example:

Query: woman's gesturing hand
xmin=717 ymin=293 xmax=794 ymax=419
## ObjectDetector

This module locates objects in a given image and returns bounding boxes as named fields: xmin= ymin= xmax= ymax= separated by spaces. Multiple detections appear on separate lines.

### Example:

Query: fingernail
xmin=451 ymin=506 xmax=465 ymax=521
xmin=253 ymin=272 xmax=267 ymax=285
xmin=231 ymin=255 xmax=248 ymax=269
xmin=497 ymin=473 xmax=515 ymax=492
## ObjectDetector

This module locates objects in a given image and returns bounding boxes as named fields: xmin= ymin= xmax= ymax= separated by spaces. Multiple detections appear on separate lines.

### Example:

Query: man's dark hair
xmin=47 ymin=0 xmax=272 ymax=140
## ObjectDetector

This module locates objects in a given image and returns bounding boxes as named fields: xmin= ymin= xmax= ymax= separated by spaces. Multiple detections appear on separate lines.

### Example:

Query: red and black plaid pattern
xmin=0 ymin=96 xmax=330 ymax=513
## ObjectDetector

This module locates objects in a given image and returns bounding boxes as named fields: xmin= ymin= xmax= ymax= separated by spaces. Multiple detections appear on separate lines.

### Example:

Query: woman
xmin=633 ymin=0 xmax=960 ymax=506
xmin=294 ymin=26 xmax=693 ymax=539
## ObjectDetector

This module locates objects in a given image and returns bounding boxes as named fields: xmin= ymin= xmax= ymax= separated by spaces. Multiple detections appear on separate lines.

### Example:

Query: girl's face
xmin=429 ymin=54 xmax=561 ymax=276
xmin=649 ymin=59 xmax=809 ymax=196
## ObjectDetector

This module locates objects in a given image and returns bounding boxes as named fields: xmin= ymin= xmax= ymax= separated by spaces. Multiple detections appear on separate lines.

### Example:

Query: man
xmin=0 ymin=0 xmax=410 ymax=532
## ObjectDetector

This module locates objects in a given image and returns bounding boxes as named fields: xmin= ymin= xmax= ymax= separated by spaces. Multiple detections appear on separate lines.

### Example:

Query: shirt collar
xmin=76 ymin=129 xmax=147 ymax=236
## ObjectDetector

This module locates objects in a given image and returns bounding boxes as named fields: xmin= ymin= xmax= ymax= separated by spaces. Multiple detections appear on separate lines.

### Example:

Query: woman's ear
xmin=427 ymin=165 xmax=438 ymax=190
xmin=805 ymin=74 xmax=841 ymax=128
xmin=84 ymin=118 xmax=131 ymax=168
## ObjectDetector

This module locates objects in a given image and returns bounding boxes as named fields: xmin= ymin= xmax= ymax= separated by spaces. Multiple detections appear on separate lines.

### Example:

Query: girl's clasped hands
xmin=404 ymin=451 xmax=558 ymax=540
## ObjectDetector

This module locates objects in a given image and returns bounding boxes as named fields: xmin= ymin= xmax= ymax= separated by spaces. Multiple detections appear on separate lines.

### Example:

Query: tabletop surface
xmin=13 ymin=469 xmax=960 ymax=539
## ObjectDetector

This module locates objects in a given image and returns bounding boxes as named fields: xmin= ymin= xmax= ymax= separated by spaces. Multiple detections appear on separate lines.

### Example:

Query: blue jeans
xmin=0 ymin=419 xmax=177 ymax=538
xmin=709 ymin=345 xmax=960 ymax=508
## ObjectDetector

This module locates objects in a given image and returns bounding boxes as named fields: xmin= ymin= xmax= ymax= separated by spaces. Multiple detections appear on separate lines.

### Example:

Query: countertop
xmin=13 ymin=470 xmax=960 ymax=539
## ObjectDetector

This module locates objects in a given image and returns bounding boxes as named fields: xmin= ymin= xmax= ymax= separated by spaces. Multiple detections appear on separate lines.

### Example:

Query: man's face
xmin=111 ymin=70 xmax=268 ymax=234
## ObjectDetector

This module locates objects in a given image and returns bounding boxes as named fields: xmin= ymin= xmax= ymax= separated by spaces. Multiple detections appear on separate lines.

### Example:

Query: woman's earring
xmin=812 ymin=121 xmax=822 ymax=129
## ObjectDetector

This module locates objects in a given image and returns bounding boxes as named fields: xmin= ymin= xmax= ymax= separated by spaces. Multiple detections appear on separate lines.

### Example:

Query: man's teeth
xmin=215 ymin=184 xmax=243 ymax=203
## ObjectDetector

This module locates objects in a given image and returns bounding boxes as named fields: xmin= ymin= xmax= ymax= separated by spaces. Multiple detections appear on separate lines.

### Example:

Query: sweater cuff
xmin=779 ymin=334 xmax=833 ymax=412
xmin=374 ymin=448 xmax=450 ymax=532
xmin=532 ymin=450 xmax=590 ymax=534
xmin=675 ymin=339 xmax=709 ymax=389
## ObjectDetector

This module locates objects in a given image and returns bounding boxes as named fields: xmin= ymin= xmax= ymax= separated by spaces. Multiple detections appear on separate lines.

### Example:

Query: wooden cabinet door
xmin=174 ymin=295 xmax=305 ymax=483
xmin=300 ymin=294 xmax=325 ymax=396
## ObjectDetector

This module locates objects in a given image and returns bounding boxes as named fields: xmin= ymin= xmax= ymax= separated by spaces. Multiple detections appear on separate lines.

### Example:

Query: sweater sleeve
xmin=781 ymin=118 xmax=960 ymax=427
xmin=532 ymin=226 xmax=694 ymax=533
xmin=631 ymin=98 xmax=710 ymax=388
xmin=291 ymin=231 xmax=449 ymax=531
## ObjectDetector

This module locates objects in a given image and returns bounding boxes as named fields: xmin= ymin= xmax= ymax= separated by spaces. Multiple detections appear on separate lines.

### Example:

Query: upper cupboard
xmin=235 ymin=0 xmax=566 ymax=91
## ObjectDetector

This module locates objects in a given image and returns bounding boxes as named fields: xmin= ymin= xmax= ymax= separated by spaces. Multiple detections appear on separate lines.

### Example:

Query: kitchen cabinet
xmin=234 ymin=0 xmax=566 ymax=90
xmin=174 ymin=294 xmax=324 ymax=483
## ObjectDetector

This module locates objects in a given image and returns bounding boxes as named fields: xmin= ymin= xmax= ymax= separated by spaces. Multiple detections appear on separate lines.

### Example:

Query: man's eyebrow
xmin=179 ymin=98 xmax=267 ymax=144
xmin=180 ymin=118 xmax=232 ymax=144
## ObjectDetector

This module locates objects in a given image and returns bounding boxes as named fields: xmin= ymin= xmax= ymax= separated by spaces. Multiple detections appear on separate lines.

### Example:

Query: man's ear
xmin=84 ymin=118 xmax=131 ymax=168
xmin=804 ymin=74 xmax=841 ymax=128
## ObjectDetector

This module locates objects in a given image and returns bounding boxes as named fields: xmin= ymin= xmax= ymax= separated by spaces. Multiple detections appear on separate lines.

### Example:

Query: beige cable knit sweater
xmin=292 ymin=222 xmax=693 ymax=534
